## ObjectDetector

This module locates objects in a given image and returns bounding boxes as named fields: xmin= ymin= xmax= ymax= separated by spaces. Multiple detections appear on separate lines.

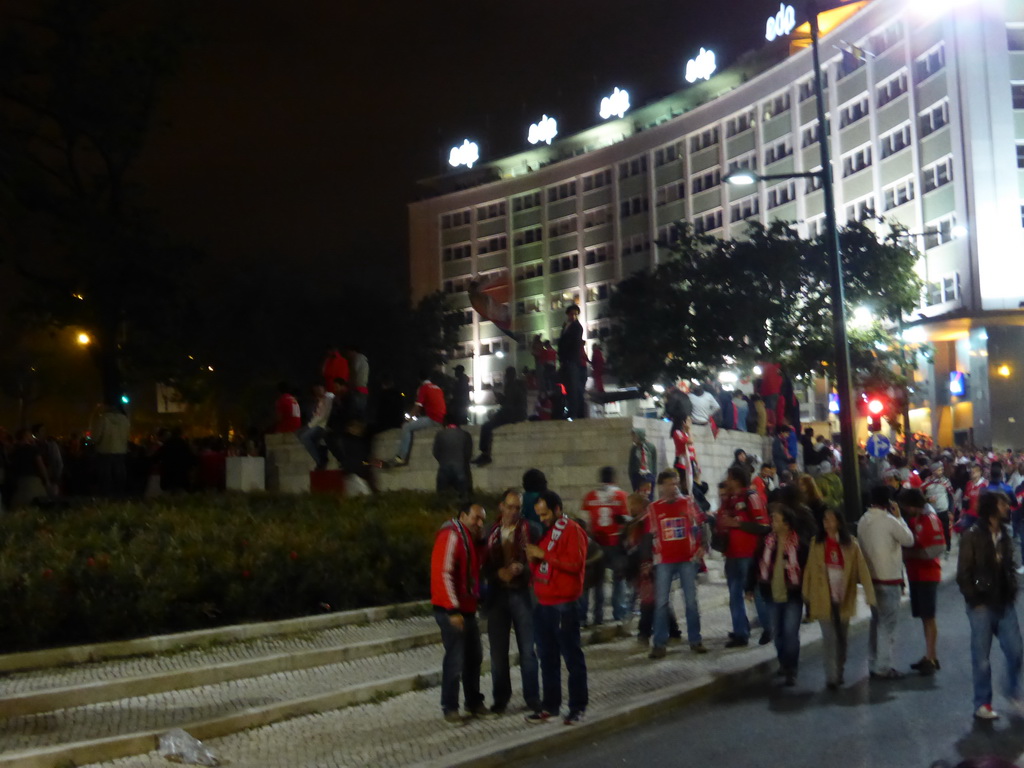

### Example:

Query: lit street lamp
xmin=76 ymin=332 xmax=91 ymax=346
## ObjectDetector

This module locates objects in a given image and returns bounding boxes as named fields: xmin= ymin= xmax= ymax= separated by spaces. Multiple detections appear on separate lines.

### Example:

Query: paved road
xmin=524 ymin=578 xmax=1024 ymax=768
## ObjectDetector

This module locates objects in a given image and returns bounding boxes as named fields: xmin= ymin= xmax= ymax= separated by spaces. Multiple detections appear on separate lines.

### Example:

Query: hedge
xmin=0 ymin=491 xmax=495 ymax=653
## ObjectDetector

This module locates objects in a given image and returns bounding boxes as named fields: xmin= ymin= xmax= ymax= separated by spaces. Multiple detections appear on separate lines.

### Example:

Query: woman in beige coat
xmin=803 ymin=508 xmax=876 ymax=690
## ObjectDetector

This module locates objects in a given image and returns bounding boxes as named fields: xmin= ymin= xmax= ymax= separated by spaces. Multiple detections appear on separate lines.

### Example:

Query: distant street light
xmin=76 ymin=332 xmax=91 ymax=346
xmin=998 ymin=364 xmax=1012 ymax=378
xmin=850 ymin=306 xmax=875 ymax=330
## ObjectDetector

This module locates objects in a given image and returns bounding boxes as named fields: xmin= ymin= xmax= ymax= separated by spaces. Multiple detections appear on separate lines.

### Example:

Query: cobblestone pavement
xmin=1 ymin=616 xmax=437 ymax=695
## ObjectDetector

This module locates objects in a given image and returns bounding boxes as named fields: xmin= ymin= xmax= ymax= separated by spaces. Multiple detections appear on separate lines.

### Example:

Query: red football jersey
xmin=581 ymin=486 xmax=630 ymax=547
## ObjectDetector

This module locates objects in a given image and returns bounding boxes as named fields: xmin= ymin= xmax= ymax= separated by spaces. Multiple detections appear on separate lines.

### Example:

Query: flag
xmin=468 ymin=270 xmax=523 ymax=343
xmin=838 ymin=39 xmax=873 ymax=69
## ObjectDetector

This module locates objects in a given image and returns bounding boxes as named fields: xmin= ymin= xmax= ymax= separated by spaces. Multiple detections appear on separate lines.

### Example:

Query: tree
xmin=607 ymin=219 xmax=924 ymax=389
xmin=0 ymin=0 xmax=199 ymax=405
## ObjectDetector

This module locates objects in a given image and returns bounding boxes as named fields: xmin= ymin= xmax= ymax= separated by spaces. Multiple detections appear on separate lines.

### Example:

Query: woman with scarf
xmin=802 ymin=508 xmax=876 ymax=690
xmin=748 ymin=504 xmax=808 ymax=685
xmin=671 ymin=417 xmax=700 ymax=497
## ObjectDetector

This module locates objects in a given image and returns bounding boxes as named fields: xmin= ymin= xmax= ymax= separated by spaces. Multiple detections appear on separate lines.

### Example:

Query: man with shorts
xmin=899 ymin=488 xmax=946 ymax=675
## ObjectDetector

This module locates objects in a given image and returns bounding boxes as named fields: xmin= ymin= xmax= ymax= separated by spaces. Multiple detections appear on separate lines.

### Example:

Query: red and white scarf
xmin=758 ymin=531 xmax=801 ymax=588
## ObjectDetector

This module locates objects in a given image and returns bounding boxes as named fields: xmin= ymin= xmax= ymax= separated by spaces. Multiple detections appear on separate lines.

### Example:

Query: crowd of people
xmin=429 ymin=431 xmax=1024 ymax=728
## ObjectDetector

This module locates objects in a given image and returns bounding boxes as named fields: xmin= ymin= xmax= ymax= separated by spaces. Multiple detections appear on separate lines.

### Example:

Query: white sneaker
xmin=975 ymin=704 xmax=999 ymax=720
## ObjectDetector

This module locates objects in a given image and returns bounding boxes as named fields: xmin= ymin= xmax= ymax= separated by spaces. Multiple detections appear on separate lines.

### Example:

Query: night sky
xmin=135 ymin=0 xmax=773 ymax=295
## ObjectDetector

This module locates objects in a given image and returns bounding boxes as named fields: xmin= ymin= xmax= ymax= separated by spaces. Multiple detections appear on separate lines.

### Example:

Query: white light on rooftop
xmin=765 ymin=3 xmax=796 ymax=41
xmin=449 ymin=139 xmax=480 ymax=169
xmin=528 ymin=115 xmax=558 ymax=145
xmin=685 ymin=48 xmax=716 ymax=83
xmin=599 ymin=87 xmax=630 ymax=120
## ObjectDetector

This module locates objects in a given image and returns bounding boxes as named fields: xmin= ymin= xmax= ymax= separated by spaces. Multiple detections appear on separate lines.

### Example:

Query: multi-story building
xmin=409 ymin=0 xmax=1024 ymax=449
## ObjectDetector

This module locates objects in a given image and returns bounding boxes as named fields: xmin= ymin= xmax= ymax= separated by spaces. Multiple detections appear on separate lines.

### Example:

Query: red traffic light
xmin=867 ymin=398 xmax=885 ymax=416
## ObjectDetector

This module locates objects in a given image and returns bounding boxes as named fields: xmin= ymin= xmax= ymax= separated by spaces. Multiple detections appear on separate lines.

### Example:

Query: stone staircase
xmin=372 ymin=416 xmax=772 ymax=513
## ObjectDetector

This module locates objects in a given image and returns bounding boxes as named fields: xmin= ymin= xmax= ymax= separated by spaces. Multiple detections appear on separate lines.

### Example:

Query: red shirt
xmin=531 ymin=515 xmax=587 ymax=605
xmin=430 ymin=520 xmax=480 ymax=613
xmin=824 ymin=537 xmax=844 ymax=569
xmin=718 ymin=489 xmax=768 ymax=559
xmin=646 ymin=495 xmax=701 ymax=564
xmin=581 ymin=485 xmax=630 ymax=547
xmin=752 ymin=475 xmax=768 ymax=507
xmin=416 ymin=381 xmax=447 ymax=424
xmin=904 ymin=511 xmax=945 ymax=582
xmin=275 ymin=393 xmax=302 ymax=433
xmin=966 ymin=479 xmax=988 ymax=515
xmin=323 ymin=351 xmax=350 ymax=388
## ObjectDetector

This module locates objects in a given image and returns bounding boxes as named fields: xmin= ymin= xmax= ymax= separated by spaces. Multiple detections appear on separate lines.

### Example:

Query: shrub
xmin=0 ymin=491 xmax=498 ymax=652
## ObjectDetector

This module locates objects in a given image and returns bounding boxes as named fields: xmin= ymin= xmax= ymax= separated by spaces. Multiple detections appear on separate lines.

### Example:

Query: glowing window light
xmin=449 ymin=139 xmax=480 ymax=169
xmin=599 ymin=87 xmax=630 ymax=120
xmin=528 ymin=115 xmax=558 ymax=145
xmin=685 ymin=48 xmax=716 ymax=83
xmin=765 ymin=3 xmax=796 ymax=41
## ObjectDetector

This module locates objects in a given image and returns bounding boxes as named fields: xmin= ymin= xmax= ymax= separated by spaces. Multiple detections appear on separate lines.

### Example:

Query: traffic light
xmin=867 ymin=396 xmax=884 ymax=432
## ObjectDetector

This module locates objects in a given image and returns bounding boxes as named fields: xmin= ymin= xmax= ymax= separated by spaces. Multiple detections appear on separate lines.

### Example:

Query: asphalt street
xmin=522 ymin=578 xmax=1024 ymax=768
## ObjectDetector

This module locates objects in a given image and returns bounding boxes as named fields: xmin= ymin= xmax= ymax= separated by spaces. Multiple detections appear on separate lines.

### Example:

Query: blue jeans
xmin=297 ymin=426 xmax=327 ymax=468
xmin=487 ymin=589 xmax=540 ymax=712
xmin=966 ymin=603 xmax=1024 ymax=710
xmin=433 ymin=609 xmax=483 ymax=714
xmin=534 ymin=601 xmax=588 ymax=714
xmin=771 ymin=597 xmax=804 ymax=673
xmin=725 ymin=557 xmax=771 ymax=641
xmin=396 ymin=417 xmax=440 ymax=460
xmin=584 ymin=545 xmax=628 ymax=623
xmin=654 ymin=560 xmax=701 ymax=647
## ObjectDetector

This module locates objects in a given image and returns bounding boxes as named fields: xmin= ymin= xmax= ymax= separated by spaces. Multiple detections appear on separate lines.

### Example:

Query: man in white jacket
xmin=858 ymin=485 xmax=915 ymax=680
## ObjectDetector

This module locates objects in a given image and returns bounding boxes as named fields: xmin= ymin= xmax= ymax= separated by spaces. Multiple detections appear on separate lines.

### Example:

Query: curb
xmin=0 ymin=600 xmax=431 ymax=674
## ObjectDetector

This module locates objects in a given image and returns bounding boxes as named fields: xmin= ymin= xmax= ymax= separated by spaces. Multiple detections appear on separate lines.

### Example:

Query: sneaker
xmin=758 ymin=631 xmax=773 ymax=646
xmin=472 ymin=454 xmax=492 ymax=466
xmin=917 ymin=658 xmax=938 ymax=676
xmin=667 ymin=635 xmax=684 ymax=645
xmin=467 ymin=704 xmax=496 ymax=718
xmin=525 ymin=710 xmax=555 ymax=724
xmin=725 ymin=637 xmax=749 ymax=648
xmin=784 ymin=673 xmax=797 ymax=687
xmin=649 ymin=646 xmax=667 ymax=659
xmin=489 ymin=704 xmax=506 ymax=715
xmin=444 ymin=711 xmax=464 ymax=725
xmin=870 ymin=668 xmax=905 ymax=680
xmin=563 ymin=709 xmax=585 ymax=725
xmin=690 ymin=643 xmax=709 ymax=654
xmin=975 ymin=704 xmax=1000 ymax=720
xmin=390 ymin=456 xmax=407 ymax=467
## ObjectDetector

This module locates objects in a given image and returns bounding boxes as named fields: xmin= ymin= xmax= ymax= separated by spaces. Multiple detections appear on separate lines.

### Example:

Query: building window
xmin=837 ymin=49 xmax=866 ymax=79
xmin=549 ymin=214 xmax=577 ymax=239
xmin=657 ymin=224 xmax=680 ymax=246
xmin=915 ymin=44 xmax=946 ymax=83
xmin=442 ymin=243 xmax=472 ymax=262
xmin=727 ymin=151 xmax=757 ymax=175
xmin=844 ymin=196 xmax=876 ymax=223
xmin=585 ymin=245 xmax=612 ymax=265
xmin=1012 ymin=83 xmax=1024 ymax=110
xmin=443 ymin=276 xmax=472 ymax=295
xmin=549 ymin=253 xmax=580 ymax=274
xmin=876 ymin=70 xmax=908 ymax=108
xmin=512 ymin=192 xmax=541 ymax=212
xmin=806 ymin=216 xmax=827 ymax=239
xmin=801 ymin=117 xmax=830 ymax=148
xmin=547 ymin=181 xmax=577 ymax=203
xmin=515 ymin=262 xmax=544 ymax=281
xmin=805 ymin=167 xmax=824 ymax=193
xmin=691 ymin=168 xmax=721 ymax=194
xmin=729 ymin=195 xmax=760 ymax=223
xmin=693 ymin=209 xmax=723 ymax=234
xmin=767 ymin=182 xmax=796 ymax=209
xmin=689 ymin=127 xmax=719 ymax=152
xmin=871 ymin=22 xmax=904 ymax=54
xmin=725 ymin=111 xmax=755 ymax=138
xmin=619 ymin=155 xmax=649 ymax=180
xmin=477 ymin=235 xmax=507 ymax=255
xmin=799 ymin=73 xmax=828 ymax=102
xmin=839 ymin=96 xmax=869 ymax=128
xmin=841 ymin=145 xmax=872 ymax=177
xmin=476 ymin=201 xmax=506 ymax=221
xmin=584 ymin=206 xmax=612 ymax=229
xmin=924 ymin=272 xmax=960 ymax=305
xmin=656 ymin=181 xmax=686 ymax=207
xmin=515 ymin=296 xmax=543 ymax=315
xmin=918 ymin=99 xmax=949 ymax=138
xmin=586 ymin=283 xmax=611 ymax=303
xmin=762 ymin=93 xmax=791 ymax=120
xmin=550 ymin=291 xmax=580 ymax=311
xmin=923 ymin=216 xmax=956 ymax=249
xmin=582 ymin=169 xmax=612 ymax=192
xmin=883 ymin=178 xmax=915 ymax=211
xmin=1009 ymin=26 xmax=1024 ymax=51
xmin=879 ymin=123 xmax=912 ymax=159
xmin=654 ymin=143 xmax=682 ymax=167
xmin=922 ymin=156 xmax=954 ymax=193
xmin=513 ymin=226 xmax=542 ymax=246
xmin=441 ymin=210 xmax=471 ymax=229
xmin=619 ymin=195 xmax=650 ymax=219
xmin=622 ymin=234 xmax=651 ymax=256
xmin=1017 ymin=144 xmax=1024 ymax=169
xmin=764 ymin=137 xmax=793 ymax=165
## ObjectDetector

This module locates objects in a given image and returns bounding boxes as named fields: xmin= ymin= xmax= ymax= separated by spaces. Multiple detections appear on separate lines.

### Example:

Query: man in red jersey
xmin=273 ymin=382 xmax=301 ymax=433
xmin=391 ymin=370 xmax=446 ymax=466
xmin=718 ymin=466 xmax=772 ymax=647
xmin=430 ymin=502 xmax=488 ymax=724
xmin=580 ymin=466 xmax=631 ymax=625
xmin=899 ymin=488 xmax=946 ymax=675
xmin=321 ymin=345 xmax=349 ymax=390
xmin=957 ymin=463 xmax=989 ymax=532
xmin=526 ymin=490 xmax=589 ymax=726
xmin=647 ymin=468 xmax=707 ymax=658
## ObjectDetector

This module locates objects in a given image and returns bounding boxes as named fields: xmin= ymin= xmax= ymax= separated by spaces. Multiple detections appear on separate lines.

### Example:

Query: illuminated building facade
xmin=409 ymin=0 xmax=1024 ymax=448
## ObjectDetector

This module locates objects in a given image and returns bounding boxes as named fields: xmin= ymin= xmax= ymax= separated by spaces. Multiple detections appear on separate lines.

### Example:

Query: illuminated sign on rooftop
xmin=765 ymin=4 xmax=797 ymax=41
xmin=528 ymin=114 xmax=558 ymax=145
xmin=685 ymin=47 xmax=717 ymax=83
xmin=449 ymin=139 xmax=480 ymax=169
xmin=599 ymin=87 xmax=631 ymax=120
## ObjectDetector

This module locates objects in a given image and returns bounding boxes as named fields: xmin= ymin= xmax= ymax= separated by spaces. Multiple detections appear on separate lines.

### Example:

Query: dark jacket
xmin=748 ymin=530 xmax=809 ymax=602
xmin=557 ymin=319 xmax=584 ymax=367
xmin=432 ymin=426 xmax=473 ymax=470
xmin=628 ymin=441 xmax=658 ymax=480
xmin=957 ymin=521 xmax=1018 ymax=608
xmin=482 ymin=517 xmax=539 ymax=593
